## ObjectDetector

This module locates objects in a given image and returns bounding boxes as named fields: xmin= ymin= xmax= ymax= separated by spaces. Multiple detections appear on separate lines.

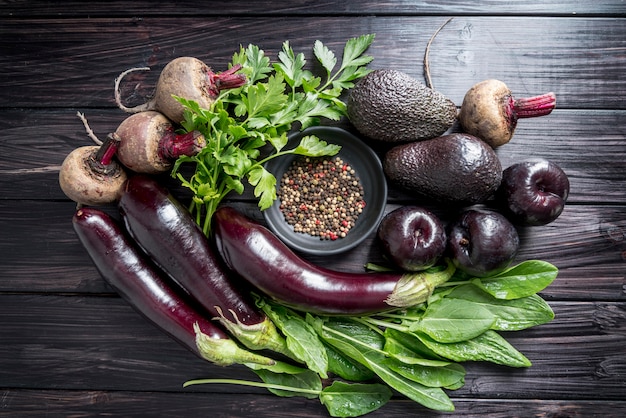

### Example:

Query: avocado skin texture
xmin=347 ymin=69 xmax=457 ymax=143
xmin=384 ymin=133 xmax=502 ymax=204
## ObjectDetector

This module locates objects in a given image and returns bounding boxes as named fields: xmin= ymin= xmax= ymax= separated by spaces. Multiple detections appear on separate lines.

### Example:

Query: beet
xmin=58 ymin=133 xmax=127 ymax=206
xmin=115 ymin=57 xmax=246 ymax=123
xmin=115 ymin=111 xmax=205 ymax=174
xmin=458 ymin=79 xmax=556 ymax=148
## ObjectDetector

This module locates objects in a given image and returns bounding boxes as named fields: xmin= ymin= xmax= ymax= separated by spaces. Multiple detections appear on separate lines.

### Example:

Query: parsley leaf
xmin=172 ymin=34 xmax=375 ymax=235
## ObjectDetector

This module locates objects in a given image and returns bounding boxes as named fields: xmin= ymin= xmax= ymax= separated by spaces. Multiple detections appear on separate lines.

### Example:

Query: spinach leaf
xmin=472 ymin=260 xmax=558 ymax=300
xmin=315 ymin=318 xmax=455 ymax=411
xmin=260 ymin=300 xmax=328 ymax=378
xmin=416 ymin=330 xmax=532 ymax=368
xmin=411 ymin=298 xmax=495 ymax=342
xmin=320 ymin=381 xmax=392 ymax=417
xmin=325 ymin=343 xmax=375 ymax=382
xmin=384 ymin=357 xmax=465 ymax=389
xmin=447 ymin=284 xmax=555 ymax=331
xmin=253 ymin=368 xmax=322 ymax=399
xmin=383 ymin=328 xmax=444 ymax=361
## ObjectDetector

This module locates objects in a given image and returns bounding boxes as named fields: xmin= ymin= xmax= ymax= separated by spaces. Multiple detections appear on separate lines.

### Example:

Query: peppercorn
xmin=278 ymin=156 xmax=365 ymax=240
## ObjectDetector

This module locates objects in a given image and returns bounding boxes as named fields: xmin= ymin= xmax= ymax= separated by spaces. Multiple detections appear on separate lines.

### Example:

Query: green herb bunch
xmin=172 ymin=34 xmax=375 ymax=234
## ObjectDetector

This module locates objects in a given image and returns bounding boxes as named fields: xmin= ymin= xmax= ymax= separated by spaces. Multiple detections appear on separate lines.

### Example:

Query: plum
xmin=447 ymin=208 xmax=519 ymax=277
xmin=377 ymin=206 xmax=447 ymax=271
xmin=497 ymin=158 xmax=570 ymax=226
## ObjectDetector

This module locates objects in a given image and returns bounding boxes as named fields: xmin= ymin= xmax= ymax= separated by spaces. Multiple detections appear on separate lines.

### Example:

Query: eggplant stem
xmin=193 ymin=323 xmax=277 ymax=367
xmin=385 ymin=260 xmax=456 ymax=308
xmin=213 ymin=306 xmax=295 ymax=360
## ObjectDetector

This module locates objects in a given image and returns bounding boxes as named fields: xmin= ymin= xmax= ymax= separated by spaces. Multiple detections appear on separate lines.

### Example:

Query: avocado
xmin=383 ymin=133 xmax=502 ymax=204
xmin=347 ymin=69 xmax=457 ymax=143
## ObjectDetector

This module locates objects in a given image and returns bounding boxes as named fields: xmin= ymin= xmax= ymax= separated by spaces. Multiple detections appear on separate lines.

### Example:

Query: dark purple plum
xmin=377 ymin=206 xmax=447 ymax=271
xmin=447 ymin=208 xmax=519 ymax=277
xmin=498 ymin=158 xmax=569 ymax=226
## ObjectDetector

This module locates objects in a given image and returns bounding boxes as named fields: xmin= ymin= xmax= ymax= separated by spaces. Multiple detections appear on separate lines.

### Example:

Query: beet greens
xmin=170 ymin=35 xmax=375 ymax=234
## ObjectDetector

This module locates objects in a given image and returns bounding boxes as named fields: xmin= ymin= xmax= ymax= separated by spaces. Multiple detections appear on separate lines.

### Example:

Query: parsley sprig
xmin=172 ymin=34 xmax=375 ymax=234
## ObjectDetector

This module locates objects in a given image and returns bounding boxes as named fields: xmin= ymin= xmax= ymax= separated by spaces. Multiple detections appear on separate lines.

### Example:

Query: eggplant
xmin=72 ymin=207 xmax=275 ymax=366
xmin=117 ymin=175 xmax=291 ymax=357
xmin=213 ymin=206 xmax=455 ymax=315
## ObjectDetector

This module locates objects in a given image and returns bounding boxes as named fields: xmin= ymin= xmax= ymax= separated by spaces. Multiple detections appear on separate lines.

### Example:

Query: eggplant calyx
xmin=214 ymin=306 xmax=295 ymax=360
xmin=193 ymin=323 xmax=276 ymax=367
xmin=385 ymin=259 xmax=456 ymax=308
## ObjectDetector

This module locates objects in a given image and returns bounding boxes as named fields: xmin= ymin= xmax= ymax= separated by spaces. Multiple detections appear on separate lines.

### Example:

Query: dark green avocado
xmin=383 ymin=133 xmax=502 ymax=204
xmin=347 ymin=69 xmax=457 ymax=143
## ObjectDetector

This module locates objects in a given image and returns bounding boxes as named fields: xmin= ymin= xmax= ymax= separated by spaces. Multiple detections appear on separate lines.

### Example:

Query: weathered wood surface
xmin=1 ymin=1 xmax=625 ymax=417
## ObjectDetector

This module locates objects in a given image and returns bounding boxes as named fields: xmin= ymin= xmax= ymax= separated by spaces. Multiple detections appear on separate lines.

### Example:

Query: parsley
xmin=171 ymin=34 xmax=375 ymax=235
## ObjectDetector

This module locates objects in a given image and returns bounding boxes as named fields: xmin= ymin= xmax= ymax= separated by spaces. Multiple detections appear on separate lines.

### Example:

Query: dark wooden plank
xmin=1 ymin=17 xmax=624 ymax=109
xmin=2 ymin=0 xmax=625 ymax=17
xmin=1 ymin=199 xmax=624 ymax=300
xmin=2 ymin=390 xmax=625 ymax=418
xmin=0 ymin=295 xmax=624 ymax=401
xmin=1 ymin=109 xmax=625 ymax=204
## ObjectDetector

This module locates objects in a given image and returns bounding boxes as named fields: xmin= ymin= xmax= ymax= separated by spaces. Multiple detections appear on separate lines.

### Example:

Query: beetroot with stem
xmin=115 ymin=111 xmax=206 ymax=174
xmin=458 ymin=79 xmax=556 ymax=148
xmin=115 ymin=57 xmax=247 ymax=123
xmin=59 ymin=133 xmax=127 ymax=206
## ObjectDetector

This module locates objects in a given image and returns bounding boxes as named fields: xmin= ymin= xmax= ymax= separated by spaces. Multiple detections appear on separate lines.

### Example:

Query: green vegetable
xmin=324 ymin=343 xmax=376 ymax=382
xmin=416 ymin=330 xmax=532 ymax=368
xmin=185 ymin=368 xmax=392 ymax=417
xmin=320 ymin=381 xmax=392 ymax=418
xmin=410 ymin=297 xmax=496 ymax=343
xmin=313 ymin=317 xmax=456 ymax=412
xmin=471 ymin=259 xmax=558 ymax=299
xmin=184 ymin=257 xmax=558 ymax=416
xmin=446 ymin=284 xmax=555 ymax=331
xmin=172 ymin=35 xmax=375 ymax=234
xmin=258 ymin=298 xmax=329 ymax=378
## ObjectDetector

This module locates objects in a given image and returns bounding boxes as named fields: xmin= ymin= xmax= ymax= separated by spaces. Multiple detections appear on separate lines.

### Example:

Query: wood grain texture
xmin=0 ymin=295 xmax=624 ymax=399
xmin=2 ymin=0 xmax=625 ymax=17
xmin=9 ymin=388 xmax=625 ymax=417
xmin=1 ymin=17 xmax=625 ymax=109
xmin=1 ymin=200 xmax=625 ymax=300
xmin=1 ymin=109 xmax=625 ymax=204
xmin=3 ymin=390 xmax=625 ymax=418
xmin=1 ymin=2 xmax=625 ymax=417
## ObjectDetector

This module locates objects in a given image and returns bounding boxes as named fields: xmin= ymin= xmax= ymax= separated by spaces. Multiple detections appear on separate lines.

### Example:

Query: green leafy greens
xmin=172 ymin=35 xmax=375 ymax=234
xmin=186 ymin=259 xmax=559 ymax=416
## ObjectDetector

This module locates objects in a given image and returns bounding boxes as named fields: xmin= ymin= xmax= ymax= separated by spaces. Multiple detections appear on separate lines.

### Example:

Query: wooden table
xmin=1 ymin=1 xmax=625 ymax=416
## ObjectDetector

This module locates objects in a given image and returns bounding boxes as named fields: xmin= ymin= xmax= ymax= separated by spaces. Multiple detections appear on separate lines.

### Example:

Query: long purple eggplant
xmin=117 ymin=175 xmax=291 ymax=357
xmin=72 ymin=207 xmax=275 ymax=366
xmin=213 ymin=206 xmax=455 ymax=315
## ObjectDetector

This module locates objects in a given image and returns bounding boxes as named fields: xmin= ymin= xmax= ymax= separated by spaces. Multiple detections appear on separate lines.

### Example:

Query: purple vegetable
xmin=117 ymin=175 xmax=290 ymax=357
xmin=213 ymin=206 xmax=455 ymax=315
xmin=72 ymin=206 xmax=275 ymax=366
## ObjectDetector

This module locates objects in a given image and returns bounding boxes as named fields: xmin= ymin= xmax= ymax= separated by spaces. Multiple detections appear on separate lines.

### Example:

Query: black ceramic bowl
xmin=263 ymin=126 xmax=388 ymax=255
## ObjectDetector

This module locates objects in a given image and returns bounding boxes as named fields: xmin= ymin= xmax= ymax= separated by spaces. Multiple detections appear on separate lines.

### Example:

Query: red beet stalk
xmin=509 ymin=92 xmax=557 ymax=120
